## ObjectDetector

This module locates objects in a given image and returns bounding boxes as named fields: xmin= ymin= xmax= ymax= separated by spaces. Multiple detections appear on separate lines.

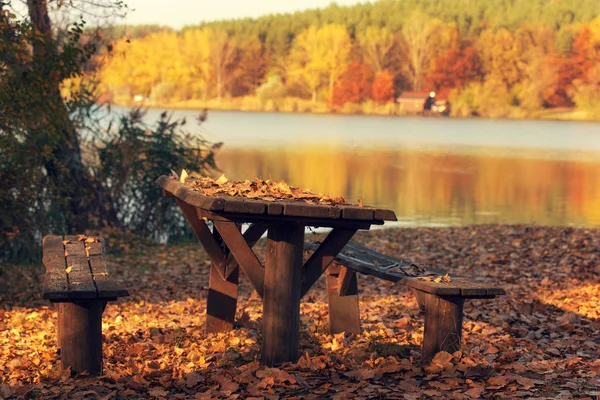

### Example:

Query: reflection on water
xmin=216 ymin=146 xmax=600 ymax=228
xmin=115 ymin=107 xmax=600 ymax=228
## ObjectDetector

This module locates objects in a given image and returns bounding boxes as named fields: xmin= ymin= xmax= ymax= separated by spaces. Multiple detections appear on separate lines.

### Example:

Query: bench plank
xmin=42 ymin=236 xmax=70 ymax=301
xmin=43 ymin=235 xmax=129 ymax=301
xmin=306 ymin=241 xmax=506 ymax=298
xmin=66 ymin=254 xmax=97 ymax=299
xmin=88 ymin=255 xmax=129 ymax=299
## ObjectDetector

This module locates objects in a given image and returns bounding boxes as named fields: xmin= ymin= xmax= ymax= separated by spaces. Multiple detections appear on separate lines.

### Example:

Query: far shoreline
xmin=107 ymin=101 xmax=600 ymax=124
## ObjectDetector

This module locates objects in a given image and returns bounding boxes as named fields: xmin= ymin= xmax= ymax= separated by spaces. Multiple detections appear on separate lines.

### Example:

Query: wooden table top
xmin=157 ymin=175 xmax=397 ymax=225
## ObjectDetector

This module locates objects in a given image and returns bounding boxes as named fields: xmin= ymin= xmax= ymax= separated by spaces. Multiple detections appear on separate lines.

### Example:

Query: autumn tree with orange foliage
xmin=332 ymin=62 xmax=373 ymax=106
xmin=372 ymin=70 xmax=395 ymax=104
xmin=425 ymin=46 xmax=482 ymax=97
xmin=547 ymin=25 xmax=600 ymax=107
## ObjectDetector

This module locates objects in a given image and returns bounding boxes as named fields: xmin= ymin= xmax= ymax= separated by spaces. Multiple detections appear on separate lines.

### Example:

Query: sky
xmin=122 ymin=0 xmax=367 ymax=28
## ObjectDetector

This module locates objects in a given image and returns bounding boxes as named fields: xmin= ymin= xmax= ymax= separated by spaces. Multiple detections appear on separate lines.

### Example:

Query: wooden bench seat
xmin=42 ymin=235 xmax=129 ymax=375
xmin=305 ymin=241 xmax=506 ymax=363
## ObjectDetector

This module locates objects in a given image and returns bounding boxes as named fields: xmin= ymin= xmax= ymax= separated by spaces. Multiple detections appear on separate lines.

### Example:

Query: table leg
xmin=206 ymin=264 xmax=239 ymax=333
xmin=326 ymin=264 xmax=360 ymax=334
xmin=261 ymin=222 xmax=304 ymax=366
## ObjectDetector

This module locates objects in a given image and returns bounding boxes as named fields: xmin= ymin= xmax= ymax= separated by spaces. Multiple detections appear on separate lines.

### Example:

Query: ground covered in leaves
xmin=1 ymin=225 xmax=599 ymax=399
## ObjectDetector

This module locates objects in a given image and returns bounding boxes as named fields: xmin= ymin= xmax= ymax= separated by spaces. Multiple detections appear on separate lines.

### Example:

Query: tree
xmin=180 ymin=28 xmax=213 ymax=100
xmin=356 ymin=26 xmax=396 ymax=73
xmin=210 ymin=29 xmax=236 ymax=103
xmin=230 ymin=35 xmax=268 ymax=97
xmin=0 ymin=1 xmax=218 ymax=260
xmin=571 ymin=65 xmax=600 ymax=118
xmin=401 ymin=13 xmax=455 ymax=91
xmin=425 ymin=45 xmax=482 ymax=96
xmin=372 ymin=70 xmax=395 ymax=104
xmin=477 ymin=29 xmax=523 ymax=88
xmin=288 ymin=24 xmax=351 ymax=104
xmin=332 ymin=62 xmax=373 ymax=106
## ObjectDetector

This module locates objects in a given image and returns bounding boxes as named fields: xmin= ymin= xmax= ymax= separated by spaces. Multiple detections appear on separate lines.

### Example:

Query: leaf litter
xmin=0 ymin=225 xmax=599 ymax=399
xmin=175 ymin=170 xmax=349 ymax=206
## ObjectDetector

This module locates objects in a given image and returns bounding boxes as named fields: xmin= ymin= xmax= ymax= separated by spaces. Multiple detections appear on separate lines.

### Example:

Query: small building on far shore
xmin=396 ymin=91 xmax=450 ymax=116
xmin=396 ymin=91 xmax=429 ymax=114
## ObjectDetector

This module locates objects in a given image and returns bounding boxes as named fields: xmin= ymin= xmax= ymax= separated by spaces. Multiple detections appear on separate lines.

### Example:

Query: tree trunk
xmin=27 ymin=0 xmax=95 ymax=232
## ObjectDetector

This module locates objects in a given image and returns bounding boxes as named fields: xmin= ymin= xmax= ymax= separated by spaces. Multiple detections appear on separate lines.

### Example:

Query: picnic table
xmin=157 ymin=175 xmax=397 ymax=366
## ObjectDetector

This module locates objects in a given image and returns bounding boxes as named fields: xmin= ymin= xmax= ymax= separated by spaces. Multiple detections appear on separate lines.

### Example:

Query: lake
xmin=117 ymin=107 xmax=600 ymax=228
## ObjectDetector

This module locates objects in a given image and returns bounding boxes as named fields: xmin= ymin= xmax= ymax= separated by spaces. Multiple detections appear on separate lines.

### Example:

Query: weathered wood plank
xmin=85 ymin=241 xmax=103 ymax=257
xmin=177 ymin=199 xmax=226 ymax=267
xmin=421 ymin=293 xmax=464 ymax=364
xmin=57 ymin=301 xmax=105 ymax=375
xmin=42 ymin=236 xmax=70 ymax=300
xmin=373 ymin=208 xmax=397 ymax=221
xmin=261 ymin=222 xmax=304 ymax=366
xmin=283 ymin=202 xmax=330 ymax=219
xmin=313 ymin=241 xmax=506 ymax=297
xmin=206 ymin=264 xmax=239 ymax=333
xmin=223 ymin=198 xmax=266 ymax=214
xmin=301 ymin=228 xmax=357 ymax=297
xmin=223 ymin=223 xmax=268 ymax=279
xmin=88 ymin=256 xmax=129 ymax=299
xmin=326 ymin=264 xmax=360 ymax=334
xmin=159 ymin=175 xmax=398 ymax=222
xmin=65 ymin=255 xmax=97 ymax=299
xmin=199 ymin=208 xmax=375 ymax=229
xmin=213 ymin=220 xmax=265 ymax=297
xmin=65 ymin=242 xmax=86 ymax=257
xmin=267 ymin=202 xmax=283 ymax=215
xmin=157 ymin=176 xmax=225 ymax=211
xmin=340 ymin=206 xmax=374 ymax=220
xmin=337 ymin=265 xmax=355 ymax=296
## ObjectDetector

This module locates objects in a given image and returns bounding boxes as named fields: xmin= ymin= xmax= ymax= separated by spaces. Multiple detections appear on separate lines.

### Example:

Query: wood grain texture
xmin=206 ymin=264 xmax=239 ymax=333
xmin=57 ymin=301 xmax=105 ymax=375
xmin=326 ymin=264 xmax=360 ymax=334
xmin=177 ymin=199 xmax=226 ymax=267
xmin=308 ymin=241 xmax=506 ymax=298
xmin=213 ymin=220 xmax=265 ymax=297
xmin=42 ymin=235 xmax=129 ymax=301
xmin=261 ymin=222 xmax=304 ymax=366
xmin=156 ymin=175 xmax=397 ymax=222
xmin=421 ymin=293 xmax=464 ymax=364
xmin=65 ymin=254 xmax=97 ymax=299
xmin=223 ymin=223 xmax=268 ymax=279
xmin=42 ymin=236 xmax=69 ymax=301
xmin=301 ymin=229 xmax=358 ymax=297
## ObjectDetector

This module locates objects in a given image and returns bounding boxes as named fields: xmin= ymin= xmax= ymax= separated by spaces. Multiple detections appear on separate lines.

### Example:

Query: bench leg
xmin=57 ymin=301 xmax=106 ymax=376
xmin=206 ymin=264 xmax=239 ymax=333
xmin=410 ymin=288 xmax=426 ymax=312
xmin=261 ymin=222 xmax=303 ymax=366
xmin=420 ymin=291 xmax=464 ymax=364
xmin=326 ymin=264 xmax=360 ymax=334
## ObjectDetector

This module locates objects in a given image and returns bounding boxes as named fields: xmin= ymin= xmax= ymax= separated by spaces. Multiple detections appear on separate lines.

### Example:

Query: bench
xmin=42 ymin=235 xmax=129 ymax=375
xmin=305 ymin=241 xmax=505 ymax=363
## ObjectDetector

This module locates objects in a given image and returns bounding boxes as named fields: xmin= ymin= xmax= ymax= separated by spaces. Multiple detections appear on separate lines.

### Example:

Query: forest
xmin=91 ymin=0 xmax=600 ymax=119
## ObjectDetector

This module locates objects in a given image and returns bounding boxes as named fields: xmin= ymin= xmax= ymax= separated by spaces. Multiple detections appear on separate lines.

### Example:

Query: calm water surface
xmin=119 ymin=107 xmax=600 ymax=228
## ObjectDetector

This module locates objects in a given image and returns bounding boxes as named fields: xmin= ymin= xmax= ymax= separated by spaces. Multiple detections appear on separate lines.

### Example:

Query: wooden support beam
xmin=206 ymin=265 xmax=239 ymax=333
xmin=337 ymin=265 xmax=355 ymax=296
xmin=57 ymin=301 xmax=106 ymax=376
xmin=326 ymin=264 xmax=360 ymax=334
xmin=301 ymin=228 xmax=357 ymax=297
xmin=261 ymin=222 xmax=304 ymax=366
xmin=223 ymin=223 xmax=267 ymax=279
xmin=177 ymin=199 xmax=226 ymax=267
xmin=421 ymin=292 xmax=464 ymax=364
xmin=410 ymin=287 xmax=427 ymax=312
xmin=213 ymin=220 xmax=265 ymax=297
